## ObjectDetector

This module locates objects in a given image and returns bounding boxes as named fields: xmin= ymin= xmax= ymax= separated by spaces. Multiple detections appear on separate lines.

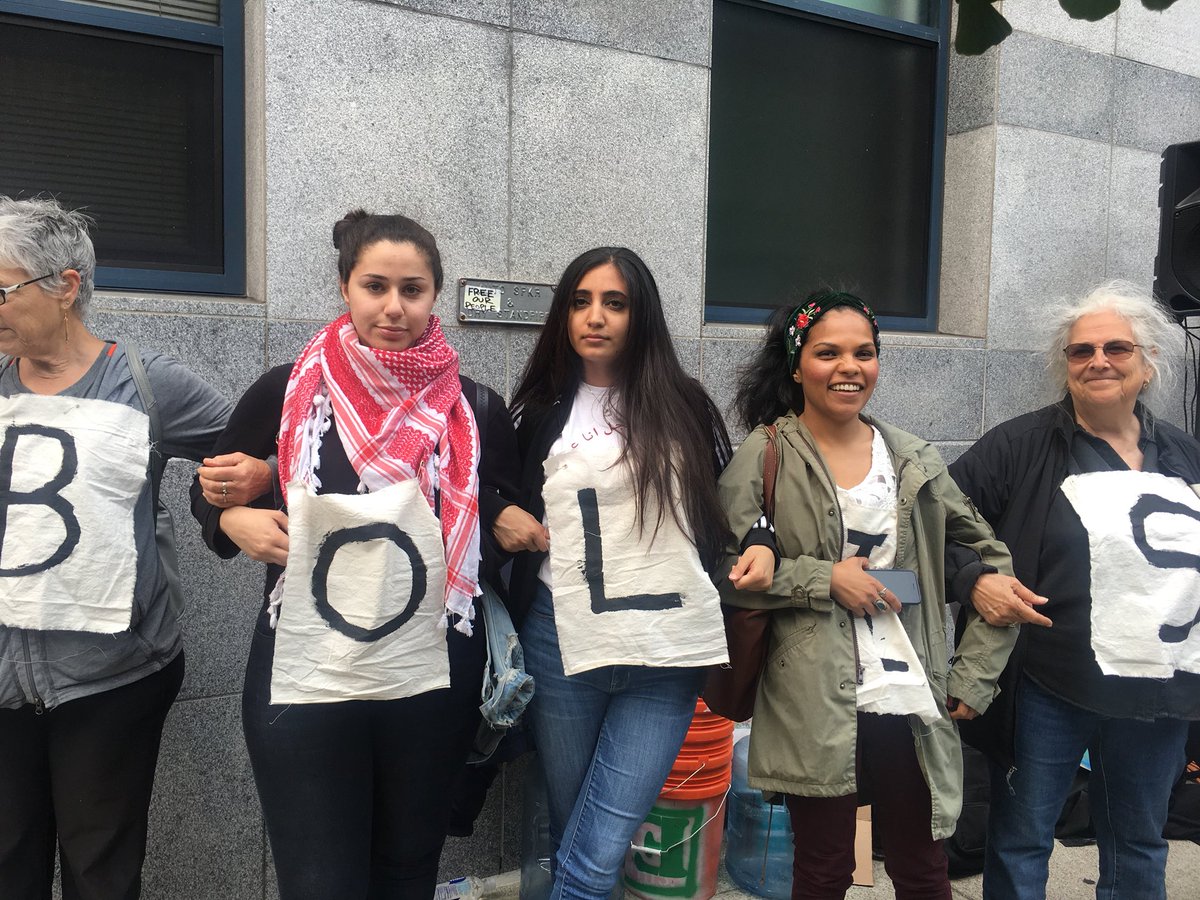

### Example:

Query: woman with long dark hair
xmin=495 ymin=246 xmax=731 ymax=900
xmin=191 ymin=210 xmax=521 ymax=900
xmin=718 ymin=292 xmax=1017 ymax=900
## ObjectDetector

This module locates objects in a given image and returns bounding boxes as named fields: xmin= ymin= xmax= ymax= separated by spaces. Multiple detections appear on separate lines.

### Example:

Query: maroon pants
xmin=785 ymin=712 xmax=951 ymax=900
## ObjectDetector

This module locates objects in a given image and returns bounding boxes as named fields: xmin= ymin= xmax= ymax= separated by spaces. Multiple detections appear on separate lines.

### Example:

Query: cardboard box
xmin=852 ymin=805 xmax=873 ymax=887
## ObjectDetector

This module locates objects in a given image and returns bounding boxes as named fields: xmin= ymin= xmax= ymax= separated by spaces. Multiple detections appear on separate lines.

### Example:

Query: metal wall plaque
xmin=456 ymin=278 xmax=555 ymax=326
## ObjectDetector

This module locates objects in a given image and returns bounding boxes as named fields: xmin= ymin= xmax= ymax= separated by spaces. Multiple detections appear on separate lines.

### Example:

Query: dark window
xmin=706 ymin=0 xmax=948 ymax=329
xmin=0 ymin=0 xmax=244 ymax=294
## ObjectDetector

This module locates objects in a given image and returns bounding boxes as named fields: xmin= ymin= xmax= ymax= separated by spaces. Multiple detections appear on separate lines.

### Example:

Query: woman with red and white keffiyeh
xmin=190 ymin=210 xmax=521 ymax=900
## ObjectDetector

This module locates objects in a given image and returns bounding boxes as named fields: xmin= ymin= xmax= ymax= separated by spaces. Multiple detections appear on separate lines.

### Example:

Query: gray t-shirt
xmin=0 ymin=342 xmax=231 ymax=709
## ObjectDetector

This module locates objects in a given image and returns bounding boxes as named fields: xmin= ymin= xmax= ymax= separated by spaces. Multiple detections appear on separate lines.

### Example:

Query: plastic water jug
xmin=723 ymin=735 xmax=793 ymax=898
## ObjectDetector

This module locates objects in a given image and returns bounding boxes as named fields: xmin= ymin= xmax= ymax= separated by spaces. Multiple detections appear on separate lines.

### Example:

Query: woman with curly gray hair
xmin=948 ymin=281 xmax=1200 ymax=900
xmin=0 ymin=196 xmax=267 ymax=899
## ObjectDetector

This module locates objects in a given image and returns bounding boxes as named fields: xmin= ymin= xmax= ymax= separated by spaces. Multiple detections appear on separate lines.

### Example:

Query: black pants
xmin=0 ymin=652 xmax=185 ymax=900
xmin=243 ymin=609 xmax=485 ymax=900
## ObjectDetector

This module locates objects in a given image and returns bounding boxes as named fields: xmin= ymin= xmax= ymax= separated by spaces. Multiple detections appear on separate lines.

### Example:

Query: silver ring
xmin=874 ymin=599 xmax=888 ymax=612
xmin=221 ymin=482 xmax=229 ymax=500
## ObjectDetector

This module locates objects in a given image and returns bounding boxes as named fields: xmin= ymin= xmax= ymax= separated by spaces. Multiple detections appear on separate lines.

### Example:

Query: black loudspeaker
xmin=1156 ymin=140 xmax=1200 ymax=320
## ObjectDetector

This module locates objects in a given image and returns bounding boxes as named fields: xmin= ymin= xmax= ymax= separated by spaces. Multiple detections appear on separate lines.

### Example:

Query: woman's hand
xmin=970 ymin=573 xmax=1052 ymax=628
xmin=219 ymin=507 xmax=289 ymax=565
xmin=728 ymin=545 xmax=775 ymax=592
xmin=492 ymin=504 xmax=550 ymax=553
xmin=198 ymin=452 xmax=274 ymax=508
xmin=830 ymin=557 xmax=902 ymax=617
xmin=946 ymin=696 xmax=979 ymax=721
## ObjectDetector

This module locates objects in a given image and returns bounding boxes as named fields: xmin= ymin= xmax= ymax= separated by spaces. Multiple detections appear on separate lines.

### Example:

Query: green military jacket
xmin=718 ymin=413 xmax=1017 ymax=839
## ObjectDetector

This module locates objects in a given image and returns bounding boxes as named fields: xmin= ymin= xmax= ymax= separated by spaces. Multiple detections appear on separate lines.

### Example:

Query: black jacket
xmin=948 ymin=398 xmax=1200 ymax=765
xmin=506 ymin=396 xmax=574 ymax=627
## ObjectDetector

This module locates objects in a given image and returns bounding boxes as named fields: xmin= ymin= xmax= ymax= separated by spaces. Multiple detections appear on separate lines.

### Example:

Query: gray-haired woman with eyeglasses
xmin=0 ymin=195 xmax=269 ymax=899
xmin=947 ymin=281 xmax=1200 ymax=900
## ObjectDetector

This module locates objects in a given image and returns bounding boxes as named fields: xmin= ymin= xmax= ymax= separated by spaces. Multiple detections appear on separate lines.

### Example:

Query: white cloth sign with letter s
xmin=0 ymin=394 xmax=148 ymax=633
xmin=541 ymin=446 xmax=728 ymax=675
xmin=1062 ymin=469 xmax=1200 ymax=678
xmin=270 ymin=479 xmax=450 ymax=704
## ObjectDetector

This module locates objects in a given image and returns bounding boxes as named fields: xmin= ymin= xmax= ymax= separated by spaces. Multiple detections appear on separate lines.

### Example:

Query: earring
xmin=63 ymin=310 xmax=70 ymax=345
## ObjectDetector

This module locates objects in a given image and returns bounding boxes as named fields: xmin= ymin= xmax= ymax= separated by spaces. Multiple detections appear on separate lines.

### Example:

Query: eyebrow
xmin=574 ymin=289 xmax=627 ymax=298
xmin=359 ymin=273 xmax=426 ymax=281
xmin=811 ymin=341 xmax=874 ymax=349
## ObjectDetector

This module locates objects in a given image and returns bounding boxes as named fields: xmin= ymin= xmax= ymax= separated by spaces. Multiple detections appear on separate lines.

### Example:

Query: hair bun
xmin=332 ymin=209 xmax=371 ymax=249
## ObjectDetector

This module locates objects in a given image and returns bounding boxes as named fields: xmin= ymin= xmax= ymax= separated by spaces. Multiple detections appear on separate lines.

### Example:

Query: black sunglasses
xmin=1063 ymin=340 xmax=1142 ymax=362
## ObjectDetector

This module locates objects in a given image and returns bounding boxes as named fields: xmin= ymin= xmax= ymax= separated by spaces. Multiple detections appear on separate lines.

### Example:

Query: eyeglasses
xmin=0 ymin=273 xmax=56 ymax=305
xmin=1063 ymin=341 xmax=1143 ymax=362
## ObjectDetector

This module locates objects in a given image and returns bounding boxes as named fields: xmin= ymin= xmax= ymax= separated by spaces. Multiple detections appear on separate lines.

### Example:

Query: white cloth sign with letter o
xmin=0 ymin=394 xmax=148 ymax=633
xmin=541 ymin=446 xmax=728 ymax=675
xmin=1061 ymin=469 xmax=1200 ymax=678
xmin=270 ymin=479 xmax=450 ymax=704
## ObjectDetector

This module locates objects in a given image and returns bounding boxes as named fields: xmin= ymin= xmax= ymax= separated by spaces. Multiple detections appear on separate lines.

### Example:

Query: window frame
xmin=704 ymin=0 xmax=951 ymax=333
xmin=1 ymin=0 xmax=245 ymax=295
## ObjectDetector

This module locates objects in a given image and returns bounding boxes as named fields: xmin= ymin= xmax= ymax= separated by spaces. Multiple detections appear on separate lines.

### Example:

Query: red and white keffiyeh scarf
xmin=277 ymin=313 xmax=481 ymax=634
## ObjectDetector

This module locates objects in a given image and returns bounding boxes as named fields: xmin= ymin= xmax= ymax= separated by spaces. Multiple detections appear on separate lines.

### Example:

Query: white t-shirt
xmin=837 ymin=426 xmax=898 ymax=567
xmin=539 ymin=382 xmax=624 ymax=588
xmin=837 ymin=426 xmax=940 ymax=723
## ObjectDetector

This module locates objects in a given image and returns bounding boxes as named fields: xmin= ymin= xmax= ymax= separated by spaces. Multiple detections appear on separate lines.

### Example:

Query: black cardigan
xmin=190 ymin=364 xmax=522 ymax=606
xmin=948 ymin=398 xmax=1200 ymax=764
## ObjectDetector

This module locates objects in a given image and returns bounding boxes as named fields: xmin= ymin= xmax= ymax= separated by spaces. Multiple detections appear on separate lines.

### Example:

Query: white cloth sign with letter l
xmin=0 ymin=394 xmax=148 ymax=633
xmin=541 ymin=446 xmax=728 ymax=675
xmin=270 ymin=479 xmax=450 ymax=703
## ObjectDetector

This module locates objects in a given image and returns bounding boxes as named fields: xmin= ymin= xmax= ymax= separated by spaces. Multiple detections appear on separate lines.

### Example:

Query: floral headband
xmin=784 ymin=292 xmax=880 ymax=372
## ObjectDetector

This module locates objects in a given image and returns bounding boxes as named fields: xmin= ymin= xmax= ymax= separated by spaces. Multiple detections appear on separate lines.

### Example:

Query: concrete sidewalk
xmin=711 ymin=839 xmax=1200 ymax=899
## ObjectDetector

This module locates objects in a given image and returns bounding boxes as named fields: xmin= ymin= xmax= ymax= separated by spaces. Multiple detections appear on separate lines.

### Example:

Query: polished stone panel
xmin=997 ymin=32 xmax=1112 ymax=142
xmin=142 ymin=696 xmax=262 ymax=899
xmin=513 ymin=0 xmax=711 ymax=65
xmin=1111 ymin=57 xmax=1200 ymax=154
xmin=1107 ymin=146 xmax=1162 ymax=286
xmin=265 ymin=0 xmax=510 ymax=322
xmin=1002 ymin=0 xmax=1116 ymax=54
xmin=509 ymin=33 xmax=709 ymax=338
xmin=1115 ymin=0 xmax=1200 ymax=79
xmin=376 ymin=0 xmax=510 ymax=27
xmin=947 ymin=0 xmax=998 ymax=134
xmin=987 ymin=127 xmax=1110 ymax=351
xmin=869 ymin=346 xmax=985 ymax=443
xmin=88 ymin=311 xmax=266 ymax=401
xmin=940 ymin=127 xmax=996 ymax=338
xmin=982 ymin=350 xmax=1053 ymax=431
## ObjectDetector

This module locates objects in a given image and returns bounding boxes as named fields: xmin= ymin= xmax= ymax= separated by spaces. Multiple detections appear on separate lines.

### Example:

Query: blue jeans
xmin=983 ymin=676 xmax=1188 ymax=900
xmin=520 ymin=584 xmax=704 ymax=900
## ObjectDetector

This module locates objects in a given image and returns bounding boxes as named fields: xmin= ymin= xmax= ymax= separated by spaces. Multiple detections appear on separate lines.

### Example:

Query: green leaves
xmin=1059 ymin=0 xmax=1121 ymax=20
xmin=954 ymin=0 xmax=1183 ymax=55
xmin=954 ymin=0 xmax=1011 ymax=55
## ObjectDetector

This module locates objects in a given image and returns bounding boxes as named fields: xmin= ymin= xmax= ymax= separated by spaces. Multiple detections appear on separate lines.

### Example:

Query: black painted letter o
xmin=311 ymin=523 xmax=428 ymax=643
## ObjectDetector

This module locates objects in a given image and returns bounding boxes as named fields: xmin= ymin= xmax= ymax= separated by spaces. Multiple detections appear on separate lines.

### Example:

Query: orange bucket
xmin=625 ymin=699 xmax=733 ymax=900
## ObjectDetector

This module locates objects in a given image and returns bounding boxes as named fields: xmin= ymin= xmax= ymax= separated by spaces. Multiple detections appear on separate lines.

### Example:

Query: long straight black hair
xmin=511 ymin=247 xmax=733 ymax=567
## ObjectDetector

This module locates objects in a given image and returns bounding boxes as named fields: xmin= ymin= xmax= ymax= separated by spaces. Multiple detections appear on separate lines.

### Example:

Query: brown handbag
xmin=702 ymin=425 xmax=779 ymax=722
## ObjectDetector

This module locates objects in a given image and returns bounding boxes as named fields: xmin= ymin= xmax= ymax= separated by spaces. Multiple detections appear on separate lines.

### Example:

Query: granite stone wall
xmin=83 ymin=1 xmax=1198 ymax=896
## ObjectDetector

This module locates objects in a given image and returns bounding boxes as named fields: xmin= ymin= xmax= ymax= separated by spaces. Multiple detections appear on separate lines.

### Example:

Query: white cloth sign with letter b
xmin=0 ymin=394 xmax=148 ymax=633
xmin=270 ymin=479 xmax=450 ymax=704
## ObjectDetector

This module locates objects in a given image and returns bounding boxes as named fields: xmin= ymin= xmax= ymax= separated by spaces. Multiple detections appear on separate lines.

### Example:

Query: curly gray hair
xmin=0 ymin=195 xmax=96 ymax=315
xmin=1044 ymin=280 xmax=1181 ymax=410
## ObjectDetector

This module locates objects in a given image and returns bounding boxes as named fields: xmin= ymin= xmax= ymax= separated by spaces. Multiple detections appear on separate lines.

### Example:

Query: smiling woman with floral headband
xmin=718 ymin=290 xmax=1019 ymax=900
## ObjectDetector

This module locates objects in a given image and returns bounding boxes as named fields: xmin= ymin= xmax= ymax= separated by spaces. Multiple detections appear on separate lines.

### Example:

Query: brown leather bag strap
xmin=762 ymin=424 xmax=779 ymax=522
